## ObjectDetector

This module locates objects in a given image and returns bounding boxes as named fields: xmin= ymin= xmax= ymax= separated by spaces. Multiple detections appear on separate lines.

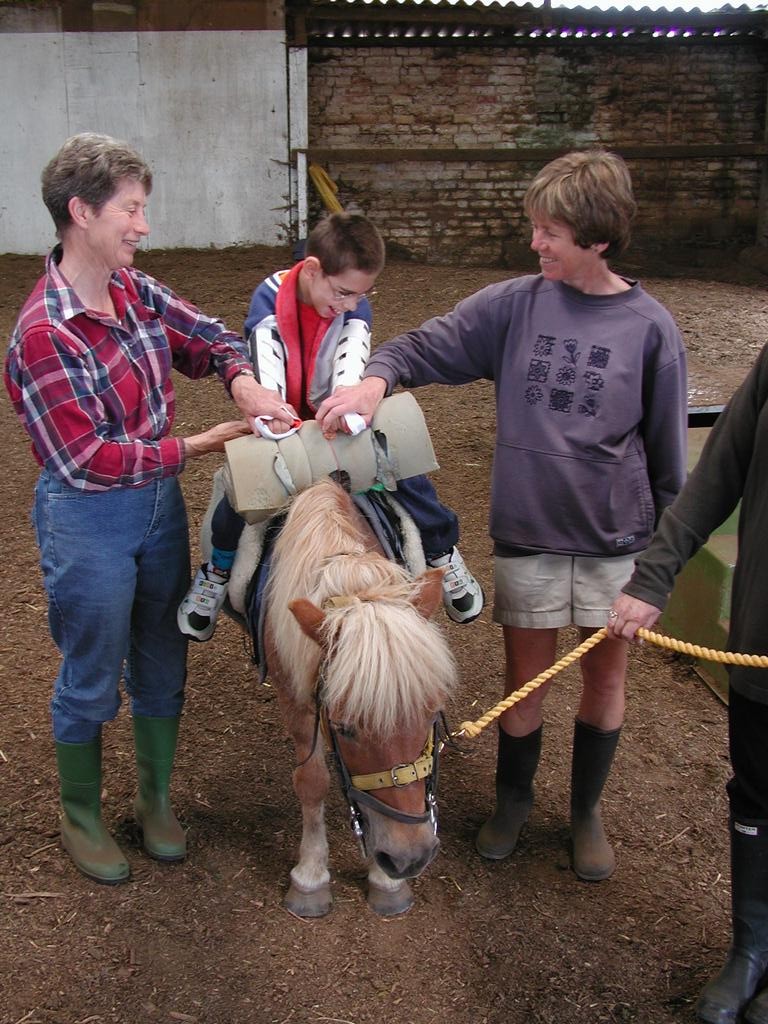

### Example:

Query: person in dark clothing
xmin=608 ymin=343 xmax=768 ymax=1024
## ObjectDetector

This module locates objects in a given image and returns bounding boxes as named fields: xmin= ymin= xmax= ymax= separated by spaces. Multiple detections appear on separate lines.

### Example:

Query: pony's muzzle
xmin=373 ymin=835 xmax=440 ymax=880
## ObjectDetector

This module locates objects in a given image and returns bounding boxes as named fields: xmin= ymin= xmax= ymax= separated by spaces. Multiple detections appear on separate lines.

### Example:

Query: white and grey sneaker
xmin=177 ymin=563 xmax=230 ymax=642
xmin=427 ymin=547 xmax=484 ymax=624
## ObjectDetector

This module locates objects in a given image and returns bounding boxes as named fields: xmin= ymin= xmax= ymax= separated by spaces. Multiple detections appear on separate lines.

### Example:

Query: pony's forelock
xmin=322 ymin=597 xmax=457 ymax=737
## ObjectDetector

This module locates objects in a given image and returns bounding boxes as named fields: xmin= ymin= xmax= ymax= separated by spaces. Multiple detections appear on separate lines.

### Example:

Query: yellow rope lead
xmin=458 ymin=628 xmax=609 ymax=738
xmin=456 ymin=627 xmax=768 ymax=740
xmin=636 ymin=628 xmax=768 ymax=668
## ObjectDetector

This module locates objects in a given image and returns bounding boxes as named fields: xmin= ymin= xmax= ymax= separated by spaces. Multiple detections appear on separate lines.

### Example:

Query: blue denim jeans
xmin=33 ymin=471 xmax=190 ymax=743
xmin=393 ymin=474 xmax=459 ymax=559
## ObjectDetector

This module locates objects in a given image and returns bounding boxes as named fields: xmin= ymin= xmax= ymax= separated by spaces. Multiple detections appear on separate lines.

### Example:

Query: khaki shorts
xmin=492 ymin=552 xmax=637 ymax=629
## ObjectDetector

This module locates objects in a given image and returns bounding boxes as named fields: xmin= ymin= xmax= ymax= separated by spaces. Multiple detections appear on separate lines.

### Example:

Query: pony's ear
xmin=288 ymin=598 xmax=327 ymax=646
xmin=411 ymin=567 xmax=445 ymax=620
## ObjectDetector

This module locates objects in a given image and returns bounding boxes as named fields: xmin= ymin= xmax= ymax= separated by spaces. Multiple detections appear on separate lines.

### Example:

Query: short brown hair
xmin=42 ymin=132 xmax=152 ymax=234
xmin=523 ymin=149 xmax=636 ymax=259
xmin=306 ymin=212 xmax=386 ymax=276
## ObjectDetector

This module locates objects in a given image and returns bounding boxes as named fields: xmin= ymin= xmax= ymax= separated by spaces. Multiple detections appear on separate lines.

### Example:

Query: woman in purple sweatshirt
xmin=317 ymin=149 xmax=688 ymax=883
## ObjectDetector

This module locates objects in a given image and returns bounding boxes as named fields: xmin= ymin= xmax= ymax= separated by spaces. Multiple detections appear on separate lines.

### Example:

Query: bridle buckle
xmin=390 ymin=762 xmax=415 ymax=787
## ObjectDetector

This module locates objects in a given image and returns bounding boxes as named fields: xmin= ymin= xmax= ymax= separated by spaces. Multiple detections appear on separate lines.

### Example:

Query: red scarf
xmin=275 ymin=261 xmax=333 ymax=416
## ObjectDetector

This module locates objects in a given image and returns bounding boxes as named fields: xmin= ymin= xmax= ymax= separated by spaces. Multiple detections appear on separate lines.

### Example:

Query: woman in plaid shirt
xmin=5 ymin=133 xmax=268 ymax=885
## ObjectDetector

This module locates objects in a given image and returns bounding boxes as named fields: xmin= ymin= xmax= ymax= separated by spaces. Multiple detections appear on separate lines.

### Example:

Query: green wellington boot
xmin=132 ymin=715 xmax=187 ymax=862
xmin=475 ymin=724 xmax=542 ymax=860
xmin=570 ymin=718 xmax=622 ymax=882
xmin=55 ymin=737 xmax=130 ymax=885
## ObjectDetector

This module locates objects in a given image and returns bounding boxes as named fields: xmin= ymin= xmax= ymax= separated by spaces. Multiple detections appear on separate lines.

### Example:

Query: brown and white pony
xmin=263 ymin=477 xmax=458 ymax=916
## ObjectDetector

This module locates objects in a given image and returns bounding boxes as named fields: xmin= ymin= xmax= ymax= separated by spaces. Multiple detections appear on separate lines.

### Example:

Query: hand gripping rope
xmin=455 ymin=628 xmax=768 ymax=740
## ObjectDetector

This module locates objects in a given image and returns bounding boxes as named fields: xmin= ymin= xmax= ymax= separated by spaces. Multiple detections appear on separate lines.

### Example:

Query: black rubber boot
xmin=570 ymin=718 xmax=621 ymax=882
xmin=55 ymin=737 xmax=130 ymax=885
xmin=133 ymin=715 xmax=187 ymax=862
xmin=696 ymin=818 xmax=768 ymax=1024
xmin=746 ymin=987 xmax=768 ymax=1024
xmin=475 ymin=724 xmax=542 ymax=860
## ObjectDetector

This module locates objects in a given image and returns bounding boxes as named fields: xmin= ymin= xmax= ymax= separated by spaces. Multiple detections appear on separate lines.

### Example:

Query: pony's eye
xmin=333 ymin=721 xmax=357 ymax=741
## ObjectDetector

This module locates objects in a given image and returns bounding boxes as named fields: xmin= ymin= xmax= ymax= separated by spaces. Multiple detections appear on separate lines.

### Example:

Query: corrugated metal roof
xmin=321 ymin=0 xmax=766 ymax=10
xmin=290 ymin=0 xmax=767 ymax=45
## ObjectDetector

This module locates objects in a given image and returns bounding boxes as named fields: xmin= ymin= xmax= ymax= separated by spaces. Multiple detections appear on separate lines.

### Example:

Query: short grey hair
xmin=41 ymin=132 xmax=152 ymax=234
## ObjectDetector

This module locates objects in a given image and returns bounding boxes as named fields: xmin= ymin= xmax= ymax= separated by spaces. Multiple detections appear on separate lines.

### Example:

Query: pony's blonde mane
xmin=266 ymin=479 xmax=458 ymax=737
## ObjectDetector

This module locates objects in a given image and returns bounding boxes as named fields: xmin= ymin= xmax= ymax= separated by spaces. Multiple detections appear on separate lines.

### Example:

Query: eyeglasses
xmin=324 ymin=274 xmax=377 ymax=304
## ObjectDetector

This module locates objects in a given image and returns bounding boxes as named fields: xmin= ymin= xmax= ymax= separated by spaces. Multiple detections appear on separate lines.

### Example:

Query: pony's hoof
xmin=367 ymin=880 xmax=413 ymax=917
xmin=283 ymin=882 xmax=333 ymax=918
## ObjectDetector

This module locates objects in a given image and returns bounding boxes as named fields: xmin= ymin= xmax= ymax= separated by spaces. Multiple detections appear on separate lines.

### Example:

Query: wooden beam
xmin=302 ymin=144 xmax=768 ymax=164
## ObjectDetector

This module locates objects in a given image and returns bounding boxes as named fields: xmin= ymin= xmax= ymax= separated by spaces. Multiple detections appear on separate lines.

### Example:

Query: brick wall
xmin=307 ymin=40 xmax=767 ymax=264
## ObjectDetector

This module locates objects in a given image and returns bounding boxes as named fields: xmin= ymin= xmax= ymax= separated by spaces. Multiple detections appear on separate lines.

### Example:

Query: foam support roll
xmin=223 ymin=391 xmax=440 ymax=524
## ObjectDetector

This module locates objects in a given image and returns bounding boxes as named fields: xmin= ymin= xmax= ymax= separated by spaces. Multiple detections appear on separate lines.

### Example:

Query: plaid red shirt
xmin=5 ymin=249 xmax=252 ymax=490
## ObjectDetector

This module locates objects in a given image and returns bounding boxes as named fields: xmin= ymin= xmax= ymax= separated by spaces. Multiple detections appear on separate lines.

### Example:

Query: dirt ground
xmin=1 ymin=244 xmax=767 ymax=1024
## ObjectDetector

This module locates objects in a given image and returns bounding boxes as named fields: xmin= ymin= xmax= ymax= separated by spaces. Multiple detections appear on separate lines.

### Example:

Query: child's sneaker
xmin=177 ymin=563 xmax=230 ymax=642
xmin=427 ymin=547 xmax=484 ymax=624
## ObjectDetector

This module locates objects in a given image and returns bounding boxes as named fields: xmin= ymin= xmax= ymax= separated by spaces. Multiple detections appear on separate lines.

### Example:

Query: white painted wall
xmin=0 ymin=30 xmax=291 ymax=254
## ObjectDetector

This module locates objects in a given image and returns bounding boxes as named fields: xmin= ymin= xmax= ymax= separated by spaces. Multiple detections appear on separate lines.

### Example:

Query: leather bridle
xmin=312 ymin=664 xmax=442 ymax=858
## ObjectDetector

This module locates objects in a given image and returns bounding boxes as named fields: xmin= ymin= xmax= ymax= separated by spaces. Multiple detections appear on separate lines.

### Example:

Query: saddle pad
xmin=245 ymin=509 xmax=288 ymax=680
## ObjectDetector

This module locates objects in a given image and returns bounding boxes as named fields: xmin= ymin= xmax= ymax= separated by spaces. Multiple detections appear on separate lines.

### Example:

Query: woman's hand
xmin=607 ymin=594 xmax=663 ymax=641
xmin=183 ymin=419 xmax=253 ymax=458
xmin=230 ymin=375 xmax=299 ymax=428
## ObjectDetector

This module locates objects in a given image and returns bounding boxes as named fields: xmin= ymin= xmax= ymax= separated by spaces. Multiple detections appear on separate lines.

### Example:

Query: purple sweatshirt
xmin=364 ymin=274 xmax=688 ymax=558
